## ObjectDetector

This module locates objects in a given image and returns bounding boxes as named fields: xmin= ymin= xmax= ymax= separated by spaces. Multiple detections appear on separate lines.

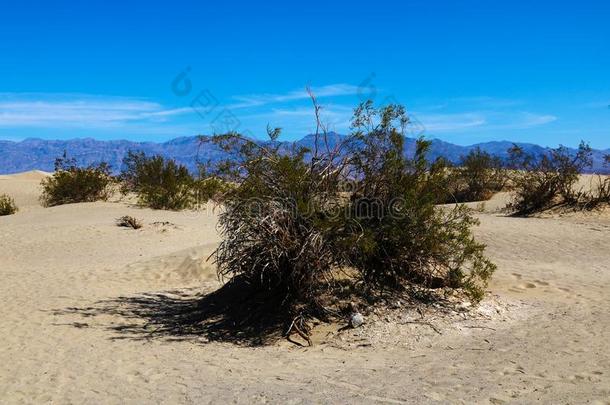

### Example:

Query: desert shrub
xmin=0 ymin=194 xmax=18 ymax=216
xmin=207 ymin=98 xmax=496 ymax=341
xmin=40 ymin=153 xmax=113 ymax=207
xmin=344 ymin=102 xmax=496 ymax=301
xmin=192 ymin=165 xmax=234 ymax=204
xmin=575 ymin=170 xmax=610 ymax=210
xmin=445 ymin=148 xmax=506 ymax=203
xmin=116 ymin=215 xmax=143 ymax=229
xmin=120 ymin=151 xmax=196 ymax=210
xmin=587 ymin=177 xmax=610 ymax=208
xmin=506 ymin=142 xmax=593 ymax=215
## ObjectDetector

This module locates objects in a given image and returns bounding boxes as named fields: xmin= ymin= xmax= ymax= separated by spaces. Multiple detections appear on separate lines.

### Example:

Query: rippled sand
xmin=1 ymin=172 xmax=609 ymax=404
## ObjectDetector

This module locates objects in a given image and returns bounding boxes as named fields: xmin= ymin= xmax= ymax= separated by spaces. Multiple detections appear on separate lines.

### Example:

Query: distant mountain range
xmin=1 ymin=134 xmax=608 ymax=174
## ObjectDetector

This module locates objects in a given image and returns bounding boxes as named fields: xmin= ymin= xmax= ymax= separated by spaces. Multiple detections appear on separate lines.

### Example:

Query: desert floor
xmin=1 ymin=171 xmax=609 ymax=404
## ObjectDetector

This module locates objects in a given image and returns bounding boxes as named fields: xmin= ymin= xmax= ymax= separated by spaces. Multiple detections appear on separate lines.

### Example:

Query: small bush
xmin=589 ymin=177 xmax=610 ymax=206
xmin=506 ymin=142 xmax=593 ymax=215
xmin=40 ymin=153 xmax=113 ymax=207
xmin=120 ymin=151 xmax=196 ymax=210
xmin=345 ymin=102 xmax=496 ymax=301
xmin=445 ymin=148 xmax=506 ymax=203
xmin=116 ymin=215 xmax=143 ymax=229
xmin=574 ymin=175 xmax=610 ymax=210
xmin=0 ymin=194 xmax=18 ymax=216
xmin=192 ymin=165 xmax=234 ymax=204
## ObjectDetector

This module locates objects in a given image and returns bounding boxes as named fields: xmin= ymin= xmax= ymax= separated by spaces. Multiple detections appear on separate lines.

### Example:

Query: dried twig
xmin=116 ymin=215 xmax=143 ymax=230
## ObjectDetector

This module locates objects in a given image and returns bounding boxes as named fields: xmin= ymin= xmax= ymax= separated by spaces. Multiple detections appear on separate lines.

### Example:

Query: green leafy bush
xmin=506 ymin=142 xmax=593 ymax=215
xmin=40 ymin=153 xmax=113 ymax=207
xmin=344 ymin=102 xmax=496 ymax=301
xmin=120 ymin=151 xmax=196 ymax=210
xmin=0 ymin=194 xmax=18 ymax=216
xmin=445 ymin=148 xmax=506 ymax=203
xmin=192 ymin=166 xmax=234 ymax=204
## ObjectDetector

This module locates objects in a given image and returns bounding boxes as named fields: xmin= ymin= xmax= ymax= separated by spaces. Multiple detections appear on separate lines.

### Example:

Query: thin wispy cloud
xmin=407 ymin=95 xmax=557 ymax=136
xmin=414 ymin=111 xmax=557 ymax=133
xmin=414 ymin=112 xmax=487 ymax=132
xmin=515 ymin=112 xmax=557 ymax=128
xmin=228 ymin=84 xmax=362 ymax=110
xmin=0 ymin=94 xmax=190 ymax=128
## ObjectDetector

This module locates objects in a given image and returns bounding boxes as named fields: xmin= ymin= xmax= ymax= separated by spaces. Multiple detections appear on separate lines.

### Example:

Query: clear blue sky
xmin=1 ymin=0 xmax=609 ymax=148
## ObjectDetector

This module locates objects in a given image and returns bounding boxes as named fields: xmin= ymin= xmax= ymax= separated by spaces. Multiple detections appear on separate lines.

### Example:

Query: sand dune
xmin=0 ymin=170 xmax=50 ymax=212
xmin=0 ymin=170 xmax=52 ymax=181
xmin=0 ymin=174 xmax=609 ymax=403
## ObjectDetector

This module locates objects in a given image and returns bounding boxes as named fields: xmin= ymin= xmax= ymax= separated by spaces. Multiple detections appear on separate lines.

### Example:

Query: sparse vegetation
xmin=583 ymin=176 xmax=610 ymax=208
xmin=445 ymin=148 xmax=506 ymax=203
xmin=116 ymin=215 xmax=143 ymax=229
xmin=40 ymin=152 xmax=113 ymax=207
xmin=120 ymin=151 xmax=196 ymax=210
xmin=0 ymin=194 xmax=18 ymax=216
xmin=506 ymin=142 xmax=594 ymax=215
xmin=574 ymin=154 xmax=610 ymax=209
xmin=192 ymin=166 xmax=234 ymax=204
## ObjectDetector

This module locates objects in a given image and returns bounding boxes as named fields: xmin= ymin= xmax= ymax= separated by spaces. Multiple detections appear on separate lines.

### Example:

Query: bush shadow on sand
xmin=54 ymin=276 xmax=464 ymax=347
xmin=54 ymin=276 xmax=294 ymax=346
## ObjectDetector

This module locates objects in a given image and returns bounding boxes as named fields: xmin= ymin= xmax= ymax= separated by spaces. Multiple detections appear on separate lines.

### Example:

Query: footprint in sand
xmin=520 ymin=282 xmax=537 ymax=289
xmin=569 ymin=373 xmax=602 ymax=383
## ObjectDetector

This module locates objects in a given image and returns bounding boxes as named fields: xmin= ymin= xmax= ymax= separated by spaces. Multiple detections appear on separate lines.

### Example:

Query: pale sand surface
xmin=0 ymin=172 xmax=609 ymax=404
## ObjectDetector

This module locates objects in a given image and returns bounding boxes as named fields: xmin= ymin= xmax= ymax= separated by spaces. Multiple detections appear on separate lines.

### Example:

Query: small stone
xmin=350 ymin=312 xmax=364 ymax=328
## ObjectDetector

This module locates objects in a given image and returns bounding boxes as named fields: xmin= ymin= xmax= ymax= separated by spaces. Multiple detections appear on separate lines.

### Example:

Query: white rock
xmin=350 ymin=312 xmax=364 ymax=328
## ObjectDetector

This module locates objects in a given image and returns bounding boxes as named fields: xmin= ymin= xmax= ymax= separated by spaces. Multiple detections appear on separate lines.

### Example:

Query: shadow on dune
xmin=53 ymin=277 xmax=290 ymax=346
